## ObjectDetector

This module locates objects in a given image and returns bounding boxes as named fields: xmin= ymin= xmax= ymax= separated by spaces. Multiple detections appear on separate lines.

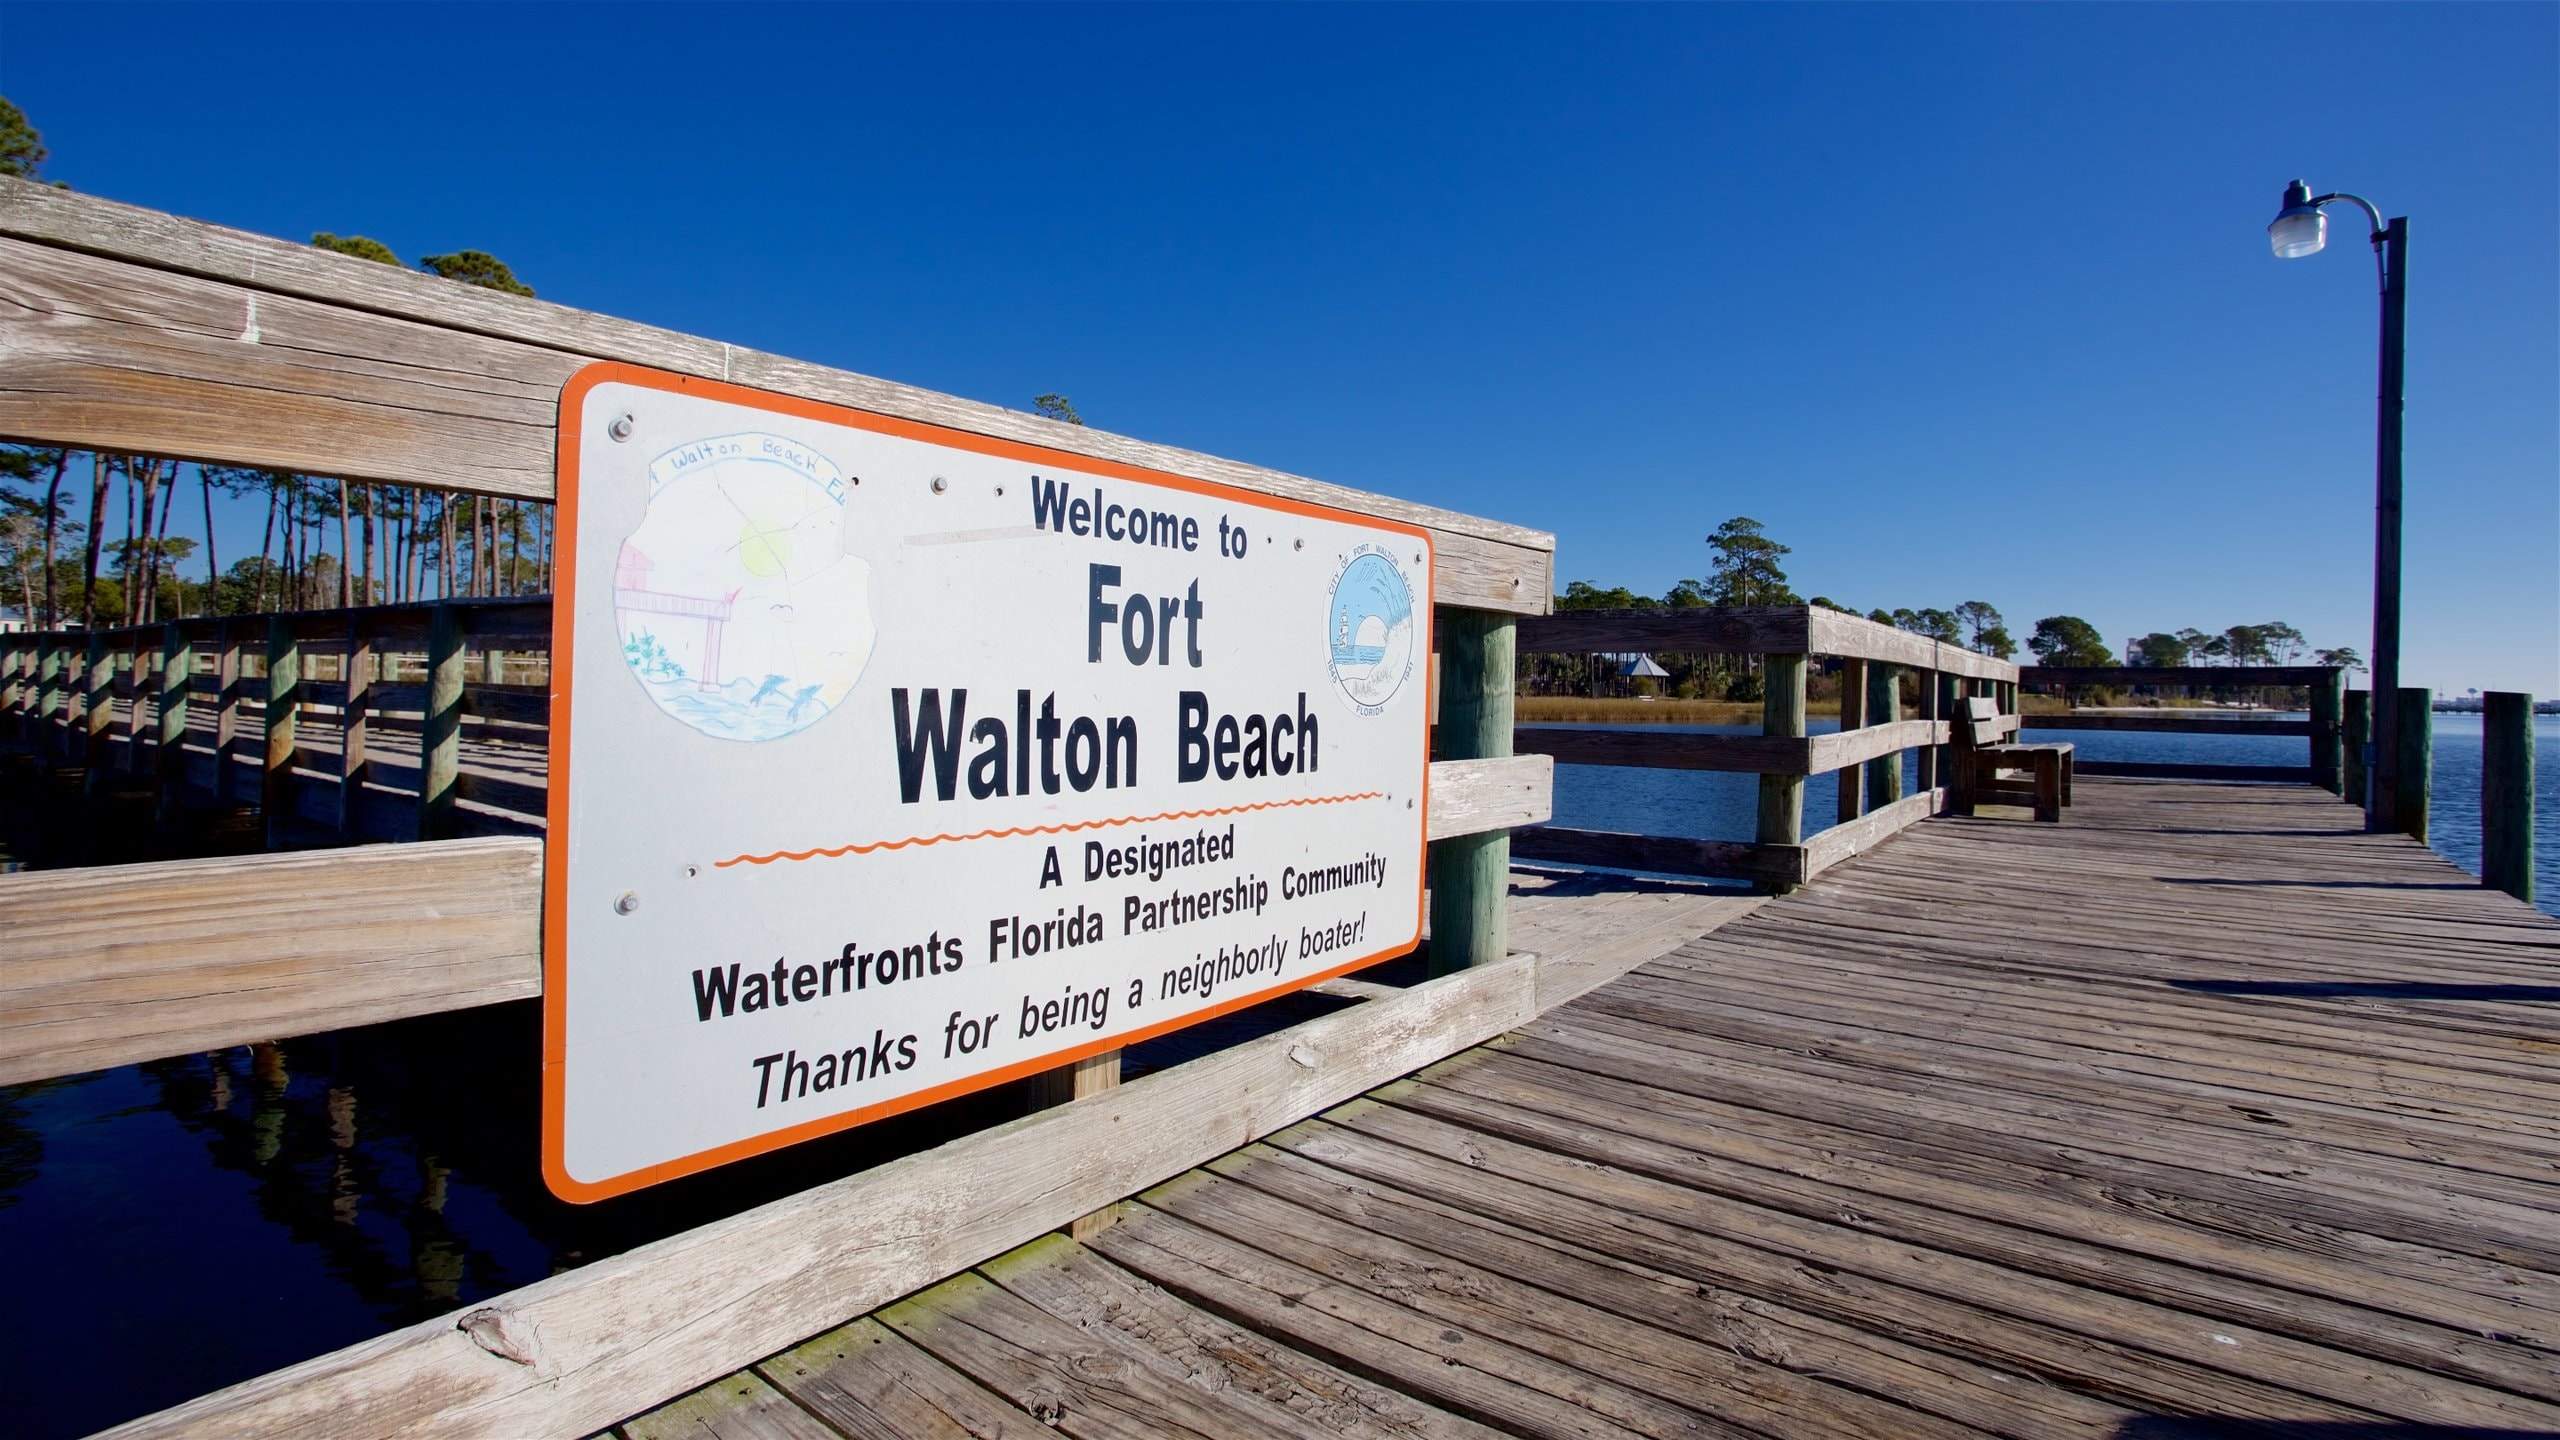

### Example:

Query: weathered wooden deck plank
xmin=591 ymin=780 xmax=2560 ymax=1438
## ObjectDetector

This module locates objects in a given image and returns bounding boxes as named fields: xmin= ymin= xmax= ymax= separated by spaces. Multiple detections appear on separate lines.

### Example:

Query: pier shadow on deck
xmin=619 ymin=779 xmax=2560 ymax=1439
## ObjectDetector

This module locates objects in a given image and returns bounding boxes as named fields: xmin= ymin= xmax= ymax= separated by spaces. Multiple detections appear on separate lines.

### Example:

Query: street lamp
xmin=2267 ymin=178 xmax=2409 ymax=833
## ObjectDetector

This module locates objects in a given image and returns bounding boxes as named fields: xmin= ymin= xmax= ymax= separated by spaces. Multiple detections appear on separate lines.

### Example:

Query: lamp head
xmin=2268 ymin=179 xmax=2326 ymax=259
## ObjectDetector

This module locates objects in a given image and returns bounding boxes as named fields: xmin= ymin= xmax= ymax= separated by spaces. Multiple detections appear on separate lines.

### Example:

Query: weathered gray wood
xmin=2345 ymin=688 xmax=2372 ymax=809
xmin=1512 ymin=719 xmax=1943 ymax=778
xmin=98 ymin=953 xmax=1540 ymax=1440
xmin=213 ymin=621 xmax=243 ymax=800
xmin=1520 ymin=606 xmax=1812 ymax=656
xmin=620 ymin=1369 xmax=842 ymax=1440
xmin=1835 ymin=658 xmax=1866 ymax=824
xmin=155 ymin=622 xmax=189 ymax=812
xmin=1806 ymin=609 xmax=2017 ymax=681
xmin=752 ymin=1317 xmax=1030 ymax=1440
xmin=2309 ymin=669 xmax=2344 ymax=794
xmin=0 ymin=838 xmax=542 ymax=1085
xmin=419 ymin=603 xmax=464 ymax=841
xmin=2070 ymin=761 xmax=2316 ymax=783
xmin=0 ymin=181 xmax=1552 ymax=615
xmin=1863 ymin=663 xmax=1902 ymax=810
xmin=2019 ymin=713 xmax=2314 ymax=736
xmin=80 ymin=630 xmax=108 ymax=790
xmin=2393 ymin=687 xmax=2432 ymax=843
xmin=1755 ymin=653 xmax=1807 ymax=895
xmin=1428 ymin=610 xmax=1513 ymax=977
xmin=261 ymin=616 xmax=299 ymax=846
xmin=1424 ymin=753 xmax=1552 ymax=841
xmin=1801 ymin=788 xmax=1940 ymax=879
xmin=2481 ymin=691 xmax=2533 ymax=904
xmin=337 ymin=616 xmax=370 ymax=838
xmin=1516 ymin=606 xmax=2014 ymax=682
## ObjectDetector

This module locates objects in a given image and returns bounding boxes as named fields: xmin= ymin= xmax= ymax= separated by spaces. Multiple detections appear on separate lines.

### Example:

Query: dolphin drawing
xmin=747 ymin=674 xmax=790 ymax=708
xmin=785 ymin=684 xmax=825 ymax=723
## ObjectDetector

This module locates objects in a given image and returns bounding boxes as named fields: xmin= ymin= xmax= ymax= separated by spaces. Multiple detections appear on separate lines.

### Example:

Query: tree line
xmin=1534 ymin=515 xmax=2364 ymax=700
xmin=0 ymin=98 xmax=556 ymax=630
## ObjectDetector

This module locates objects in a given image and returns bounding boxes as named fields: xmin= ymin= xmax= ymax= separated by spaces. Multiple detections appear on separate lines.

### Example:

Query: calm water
xmin=3 ymin=713 xmax=2554 ymax=1435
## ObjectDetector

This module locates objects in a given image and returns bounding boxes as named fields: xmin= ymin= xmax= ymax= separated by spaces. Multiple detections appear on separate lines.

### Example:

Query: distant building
xmin=0 ymin=607 xmax=26 ymax=635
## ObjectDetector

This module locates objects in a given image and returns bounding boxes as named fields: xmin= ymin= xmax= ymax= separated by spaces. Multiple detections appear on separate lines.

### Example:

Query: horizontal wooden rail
xmin=2021 ymin=665 xmax=2339 ymax=688
xmin=1515 ymin=718 xmax=1948 ymax=776
xmin=1519 ymin=606 xmax=2017 ymax=682
xmin=2073 ymin=761 xmax=2318 ymax=784
xmin=0 ymin=178 xmax=1552 ymax=615
xmin=0 ymin=838 xmax=541 ymax=1085
xmin=99 ymin=952 xmax=1544 ymax=1440
xmin=1512 ymin=787 xmax=1943 ymax=890
xmin=2022 ymin=714 xmax=2314 ymax=736
xmin=0 ymin=756 xmax=1543 ymax=1086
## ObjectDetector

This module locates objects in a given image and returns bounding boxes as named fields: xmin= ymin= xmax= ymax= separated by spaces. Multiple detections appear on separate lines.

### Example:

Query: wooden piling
xmin=420 ymin=604 xmax=465 ymax=841
xmin=82 ymin=632 xmax=110 ymax=794
xmin=2309 ymin=669 xmax=2344 ymax=796
xmin=1 ymin=638 xmax=23 ymax=740
xmin=158 ymin=623 xmax=191 ymax=817
xmin=1754 ymin=653 xmax=1808 ymax=895
xmin=2482 ymin=691 xmax=2534 ymax=904
xmin=1835 ymin=657 xmax=1867 ymax=824
xmin=264 ymin=615 xmax=300 ymax=849
xmin=36 ymin=638 xmax=63 ymax=752
xmin=1864 ymin=663 xmax=1903 ymax=809
xmin=2393 ymin=687 xmax=2430 ymax=844
xmin=339 ymin=615 xmax=371 ymax=839
xmin=1428 ymin=608 xmax=1514 ymax=976
xmin=2343 ymin=689 xmax=2371 ymax=810
xmin=213 ymin=622 xmax=243 ymax=802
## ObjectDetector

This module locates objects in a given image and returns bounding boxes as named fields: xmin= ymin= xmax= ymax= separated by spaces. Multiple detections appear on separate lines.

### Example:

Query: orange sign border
xmin=543 ymin=361 xmax=1435 ymax=1202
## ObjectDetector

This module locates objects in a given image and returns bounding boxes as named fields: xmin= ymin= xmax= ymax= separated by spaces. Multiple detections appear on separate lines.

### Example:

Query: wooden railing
xmin=1507 ymin=606 xmax=2021 ymax=891
xmin=0 ymin=176 xmax=1571 ymax=1436
xmin=2016 ymin=664 xmax=2348 ymax=791
xmin=2 ymin=597 xmax=549 ymax=846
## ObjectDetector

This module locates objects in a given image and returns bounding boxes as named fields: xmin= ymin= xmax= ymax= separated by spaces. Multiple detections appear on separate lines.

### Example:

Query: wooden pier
xmin=615 ymin=779 xmax=2560 ymax=1440
xmin=2 ymin=176 xmax=2551 ymax=1438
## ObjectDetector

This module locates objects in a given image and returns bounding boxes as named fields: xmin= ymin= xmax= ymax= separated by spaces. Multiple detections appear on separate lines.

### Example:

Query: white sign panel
xmin=543 ymin=365 xmax=1432 ymax=1200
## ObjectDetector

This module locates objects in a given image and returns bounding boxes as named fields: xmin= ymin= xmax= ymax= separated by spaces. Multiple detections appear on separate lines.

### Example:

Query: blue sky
xmin=3 ymin=3 xmax=2552 ymax=692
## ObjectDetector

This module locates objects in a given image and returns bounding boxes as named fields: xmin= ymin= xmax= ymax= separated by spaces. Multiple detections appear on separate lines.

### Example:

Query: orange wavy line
xmin=711 ymin=792 xmax=1389 ymax=868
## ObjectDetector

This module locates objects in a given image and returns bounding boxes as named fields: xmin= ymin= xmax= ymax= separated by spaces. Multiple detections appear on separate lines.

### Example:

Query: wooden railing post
xmin=1 ymin=637 xmax=23 ymax=739
xmin=1834 ymin=657 xmax=1867 ymax=824
xmin=39 ymin=635 xmax=65 ymax=755
xmin=158 ymin=622 xmax=191 ymax=817
xmin=125 ymin=633 xmax=154 ymax=775
xmin=1754 ymin=652 xmax=1807 ymax=895
xmin=81 ymin=631 xmax=110 ymax=793
xmin=419 ymin=603 xmax=465 ymax=841
xmin=2309 ymin=669 xmax=2344 ymax=796
xmin=2393 ymin=687 xmax=2431 ymax=844
xmin=264 ymin=615 xmax=300 ymax=849
xmin=1914 ymin=668 xmax=1941 ymax=794
xmin=1428 ymin=607 xmax=1515 ymax=976
xmin=2482 ymin=691 xmax=2534 ymax=905
xmin=2343 ymin=689 xmax=2371 ymax=809
xmin=213 ymin=621 xmax=243 ymax=802
xmin=339 ymin=615 xmax=371 ymax=839
xmin=1864 ymin=663 xmax=1903 ymax=810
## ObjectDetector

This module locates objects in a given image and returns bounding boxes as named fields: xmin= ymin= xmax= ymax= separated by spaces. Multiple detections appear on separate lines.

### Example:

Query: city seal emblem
xmin=1324 ymin=545 xmax=1418 ymax=716
xmin=612 ymin=432 xmax=875 ymax=742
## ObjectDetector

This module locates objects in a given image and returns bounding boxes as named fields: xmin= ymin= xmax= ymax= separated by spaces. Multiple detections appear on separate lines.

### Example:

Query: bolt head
xmin=608 ymin=414 xmax=635 ymax=442
xmin=931 ymin=476 xmax=948 ymax=494
xmin=613 ymin=891 xmax=640 ymax=915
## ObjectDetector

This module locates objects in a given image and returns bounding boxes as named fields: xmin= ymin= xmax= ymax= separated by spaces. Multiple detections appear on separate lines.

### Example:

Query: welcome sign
xmin=543 ymin=364 xmax=1432 ymax=1200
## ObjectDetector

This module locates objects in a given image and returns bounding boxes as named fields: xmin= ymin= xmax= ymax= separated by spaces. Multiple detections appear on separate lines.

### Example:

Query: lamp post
xmin=2268 ymin=179 xmax=2409 ymax=833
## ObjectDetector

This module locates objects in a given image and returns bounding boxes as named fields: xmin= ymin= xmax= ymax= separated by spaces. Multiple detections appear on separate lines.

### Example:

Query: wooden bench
xmin=1953 ymin=696 xmax=2072 ymax=822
